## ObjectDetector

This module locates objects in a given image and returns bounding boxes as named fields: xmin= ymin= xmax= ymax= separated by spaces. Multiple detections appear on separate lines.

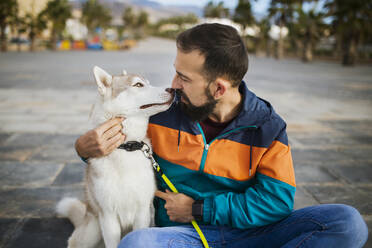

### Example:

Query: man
xmin=75 ymin=23 xmax=368 ymax=247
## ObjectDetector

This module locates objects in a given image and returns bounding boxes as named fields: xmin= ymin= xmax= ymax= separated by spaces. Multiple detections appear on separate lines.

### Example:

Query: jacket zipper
xmin=196 ymin=123 xmax=257 ymax=172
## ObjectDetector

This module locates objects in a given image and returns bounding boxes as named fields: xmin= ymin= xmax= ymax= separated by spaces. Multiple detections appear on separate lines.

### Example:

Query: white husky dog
xmin=56 ymin=66 xmax=174 ymax=248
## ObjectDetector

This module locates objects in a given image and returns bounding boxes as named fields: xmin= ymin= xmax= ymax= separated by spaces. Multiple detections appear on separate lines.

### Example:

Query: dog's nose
xmin=165 ymin=88 xmax=175 ymax=93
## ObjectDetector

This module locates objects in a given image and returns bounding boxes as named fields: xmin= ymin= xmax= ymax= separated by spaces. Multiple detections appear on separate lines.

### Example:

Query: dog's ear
xmin=93 ymin=66 xmax=112 ymax=96
xmin=122 ymin=70 xmax=127 ymax=76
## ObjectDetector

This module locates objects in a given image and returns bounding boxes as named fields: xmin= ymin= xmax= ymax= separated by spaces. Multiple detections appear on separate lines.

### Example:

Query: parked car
xmin=10 ymin=37 xmax=29 ymax=44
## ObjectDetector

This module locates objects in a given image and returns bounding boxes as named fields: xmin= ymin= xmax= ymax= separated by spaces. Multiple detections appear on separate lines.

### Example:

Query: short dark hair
xmin=176 ymin=23 xmax=248 ymax=87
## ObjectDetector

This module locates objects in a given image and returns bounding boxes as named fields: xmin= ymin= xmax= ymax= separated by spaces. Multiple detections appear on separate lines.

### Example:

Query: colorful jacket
xmin=148 ymin=82 xmax=296 ymax=229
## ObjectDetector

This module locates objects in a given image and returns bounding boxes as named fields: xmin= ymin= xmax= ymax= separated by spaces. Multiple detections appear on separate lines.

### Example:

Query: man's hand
xmin=75 ymin=117 xmax=126 ymax=159
xmin=155 ymin=190 xmax=195 ymax=223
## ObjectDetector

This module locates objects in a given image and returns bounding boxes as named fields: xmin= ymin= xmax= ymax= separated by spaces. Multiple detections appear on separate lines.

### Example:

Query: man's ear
xmin=212 ymin=78 xmax=229 ymax=99
xmin=93 ymin=66 xmax=112 ymax=96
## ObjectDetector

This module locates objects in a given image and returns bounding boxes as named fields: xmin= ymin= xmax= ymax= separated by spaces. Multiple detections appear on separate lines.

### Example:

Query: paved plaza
xmin=0 ymin=37 xmax=371 ymax=247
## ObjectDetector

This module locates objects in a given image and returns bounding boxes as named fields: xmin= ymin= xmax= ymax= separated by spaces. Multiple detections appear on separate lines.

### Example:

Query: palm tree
xmin=135 ymin=10 xmax=149 ymax=38
xmin=233 ymin=0 xmax=255 ymax=29
xmin=24 ymin=11 xmax=47 ymax=51
xmin=82 ymin=0 xmax=112 ymax=36
xmin=10 ymin=15 xmax=26 ymax=52
xmin=203 ymin=1 xmax=229 ymax=18
xmin=297 ymin=7 xmax=326 ymax=62
xmin=268 ymin=0 xmax=298 ymax=59
xmin=233 ymin=0 xmax=255 ymax=53
xmin=122 ymin=7 xmax=135 ymax=30
xmin=0 ymin=0 xmax=18 ymax=52
xmin=42 ymin=0 xmax=71 ymax=50
xmin=256 ymin=18 xmax=271 ymax=57
xmin=122 ymin=8 xmax=149 ymax=39
xmin=136 ymin=11 xmax=148 ymax=28
xmin=325 ymin=0 xmax=372 ymax=66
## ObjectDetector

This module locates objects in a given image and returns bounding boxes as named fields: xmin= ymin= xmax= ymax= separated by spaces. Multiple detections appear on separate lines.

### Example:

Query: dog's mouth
xmin=140 ymin=90 xmax=175 ymax=110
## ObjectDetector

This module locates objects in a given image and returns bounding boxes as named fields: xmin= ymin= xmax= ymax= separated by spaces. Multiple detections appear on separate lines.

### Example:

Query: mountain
xmin=71 ymin=0 xmax=203 ymax=25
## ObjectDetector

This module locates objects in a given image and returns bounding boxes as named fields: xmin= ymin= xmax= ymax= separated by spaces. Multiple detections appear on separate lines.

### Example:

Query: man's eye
xmin=178 ymin=75 xmax=187 ymax=82
xmin=133 ymin=82 xmax=144 ymax=87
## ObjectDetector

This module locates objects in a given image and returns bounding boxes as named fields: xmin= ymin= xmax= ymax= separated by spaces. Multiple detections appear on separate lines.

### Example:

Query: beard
xmin=176 ymin=87 xmax=218 ymax=122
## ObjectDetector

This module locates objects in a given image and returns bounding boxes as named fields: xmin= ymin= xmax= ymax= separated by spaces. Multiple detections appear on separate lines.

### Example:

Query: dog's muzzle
xmin=139 ymin=88 xmax=175 ymax=109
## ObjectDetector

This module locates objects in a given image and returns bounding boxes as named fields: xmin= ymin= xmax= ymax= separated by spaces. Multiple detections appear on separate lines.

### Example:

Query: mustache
xmin=175 ymin=89 xmax=190 ymax=103
xmin=175 ymin=89 xmax=183 ymax=97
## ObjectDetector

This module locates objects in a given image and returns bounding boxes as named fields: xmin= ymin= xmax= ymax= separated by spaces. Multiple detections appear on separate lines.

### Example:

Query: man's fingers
xmin=102 ymin=122 xmax=122 ymax=140
xmin=105 ymin=132 xmax=125 ymax=149
xmin=155 ymin=190 xmax=170 ymax=201
xmin=97 ymin=118 xmax=123 ymax=136
xmin=105 ymin=134 xmax=125 ymax=155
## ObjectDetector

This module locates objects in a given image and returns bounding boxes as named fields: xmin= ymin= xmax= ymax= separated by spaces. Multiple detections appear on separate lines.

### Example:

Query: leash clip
xmin=141 ymin=143 xmax=159 ymax=171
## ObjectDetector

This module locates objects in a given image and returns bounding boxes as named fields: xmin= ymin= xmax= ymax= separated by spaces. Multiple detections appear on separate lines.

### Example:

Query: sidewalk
xmin=0 ymin=38 xmax=371 ymax=247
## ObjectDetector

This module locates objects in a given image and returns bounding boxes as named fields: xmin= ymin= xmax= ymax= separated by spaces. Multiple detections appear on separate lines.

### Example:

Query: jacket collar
xmin=233 ymin=81 xmax=273 ymax=128
xmin=175 ymin=81 xmax=273 ymax=134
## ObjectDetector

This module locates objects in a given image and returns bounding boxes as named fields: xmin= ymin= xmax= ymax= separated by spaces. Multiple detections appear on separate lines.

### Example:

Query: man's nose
xmin=171 ymin=76 xmax=182 ymax=89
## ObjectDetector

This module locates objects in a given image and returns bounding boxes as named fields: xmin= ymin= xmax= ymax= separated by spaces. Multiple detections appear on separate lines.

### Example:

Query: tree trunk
xmin=266 ymin=38 xmax=272 ymax=57
xmin=255 ymin=37 xmax=265 ymax=57
xmin=302 ymin=32 xmax=313 ymax=62
xmin=333 ymin=33 xmax=341 ymax=59
xmin=295 ymin=39 xmax=303 ymax=58
xmin=276 ymin=22 xmax=284 ymax=60
xmin=17 ymin=34 xmax=21 ymax=52
xmin=302 ymin=41 xmax=312 ymax=62
xmin=254 ymin=37 xmax=260 ymax=56
xmin=51 ymin=29 xmax=57 ymax=51
xmin=0 ymin=23 xmax=7 ymax=52
xmin=342 ymin=35 xmax=357 ymax=66
xmin=29 ymin=32 xmax=35 ymax=52
xmin=275 ymin=39 xmax=284 ymax=59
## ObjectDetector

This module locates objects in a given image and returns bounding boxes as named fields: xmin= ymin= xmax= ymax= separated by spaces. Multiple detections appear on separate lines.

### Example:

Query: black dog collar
xmin=118 ymin=141 xmax=145 ymax=151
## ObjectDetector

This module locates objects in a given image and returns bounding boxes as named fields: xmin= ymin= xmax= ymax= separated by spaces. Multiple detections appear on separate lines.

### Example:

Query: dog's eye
xmin=133 ymin=82 xmax=144 ymax=87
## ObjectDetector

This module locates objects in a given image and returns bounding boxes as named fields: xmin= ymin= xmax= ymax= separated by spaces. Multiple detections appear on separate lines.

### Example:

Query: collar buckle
xmin=118 ymin=141 xmax=145 ymax=151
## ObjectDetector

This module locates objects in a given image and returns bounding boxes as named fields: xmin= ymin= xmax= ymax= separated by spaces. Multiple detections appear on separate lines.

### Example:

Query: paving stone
xmin=328 ymin=163 xmax=372 ymax=183
xmin=0 ymin=133 xmax=12 ymax=146
xmin=3 ymin=217 xmax=73 ymax=248
xmin=29 ymin=145 xmax=79 ymax=163
xmin=292 ymin=149 xmax=351 ymax=166
xmin=364 ymin=218 xmax=372 ymax=248
xmin=341 ymin=147 xmax=372 ymax=162
xmin=323 ymin=120 xmax=372 ymax=137
xmin=52 ymin=162 xmax=85 ymax=186
xmin=0 ymin=186 xmax=83 ymax=218
xmin=294 ymin=165 xmax=338 ymax=183
xmin=293 ymin=135 xmax=361 ymax=148
xmin=294 ymin=187 xmax=319 ymax=210
xmin=5 ymin=133 xmax=79 ymax=147
xmin=0 ymin=146 xmax=37 ymax=162
xmin=0 ymin=161 xmax=63 ymax=188
xmin=0 ymin=218 xmax=23 ymax=246
xmin=304 ymin=185 xmax=372 ymax=215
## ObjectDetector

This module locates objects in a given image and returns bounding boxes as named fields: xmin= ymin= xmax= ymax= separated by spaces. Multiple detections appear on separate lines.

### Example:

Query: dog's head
xmin=93 ymin=66 xmax=174 ymax=118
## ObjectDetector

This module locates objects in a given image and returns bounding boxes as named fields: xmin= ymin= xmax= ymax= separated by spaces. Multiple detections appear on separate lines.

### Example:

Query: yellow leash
xmin=142 ymin=144 xmax=210 ymax=248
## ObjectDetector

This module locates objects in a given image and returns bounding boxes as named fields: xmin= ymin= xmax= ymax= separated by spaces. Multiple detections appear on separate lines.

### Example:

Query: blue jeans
xmin=118 ymin=204 xmax=368 ymax=248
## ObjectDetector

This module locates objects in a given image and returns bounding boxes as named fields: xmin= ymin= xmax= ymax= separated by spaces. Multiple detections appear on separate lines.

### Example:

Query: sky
xmin=151 ymin=0 xmax=271 ymax=15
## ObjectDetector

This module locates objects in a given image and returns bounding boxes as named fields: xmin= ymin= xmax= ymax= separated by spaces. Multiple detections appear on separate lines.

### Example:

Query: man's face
xmin=172 ymin=49 xmax=218 ymax=121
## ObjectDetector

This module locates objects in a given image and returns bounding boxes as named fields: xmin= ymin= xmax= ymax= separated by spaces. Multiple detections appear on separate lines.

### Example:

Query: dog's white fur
xmin=56 ymin=66 xmax=173 ymax=248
